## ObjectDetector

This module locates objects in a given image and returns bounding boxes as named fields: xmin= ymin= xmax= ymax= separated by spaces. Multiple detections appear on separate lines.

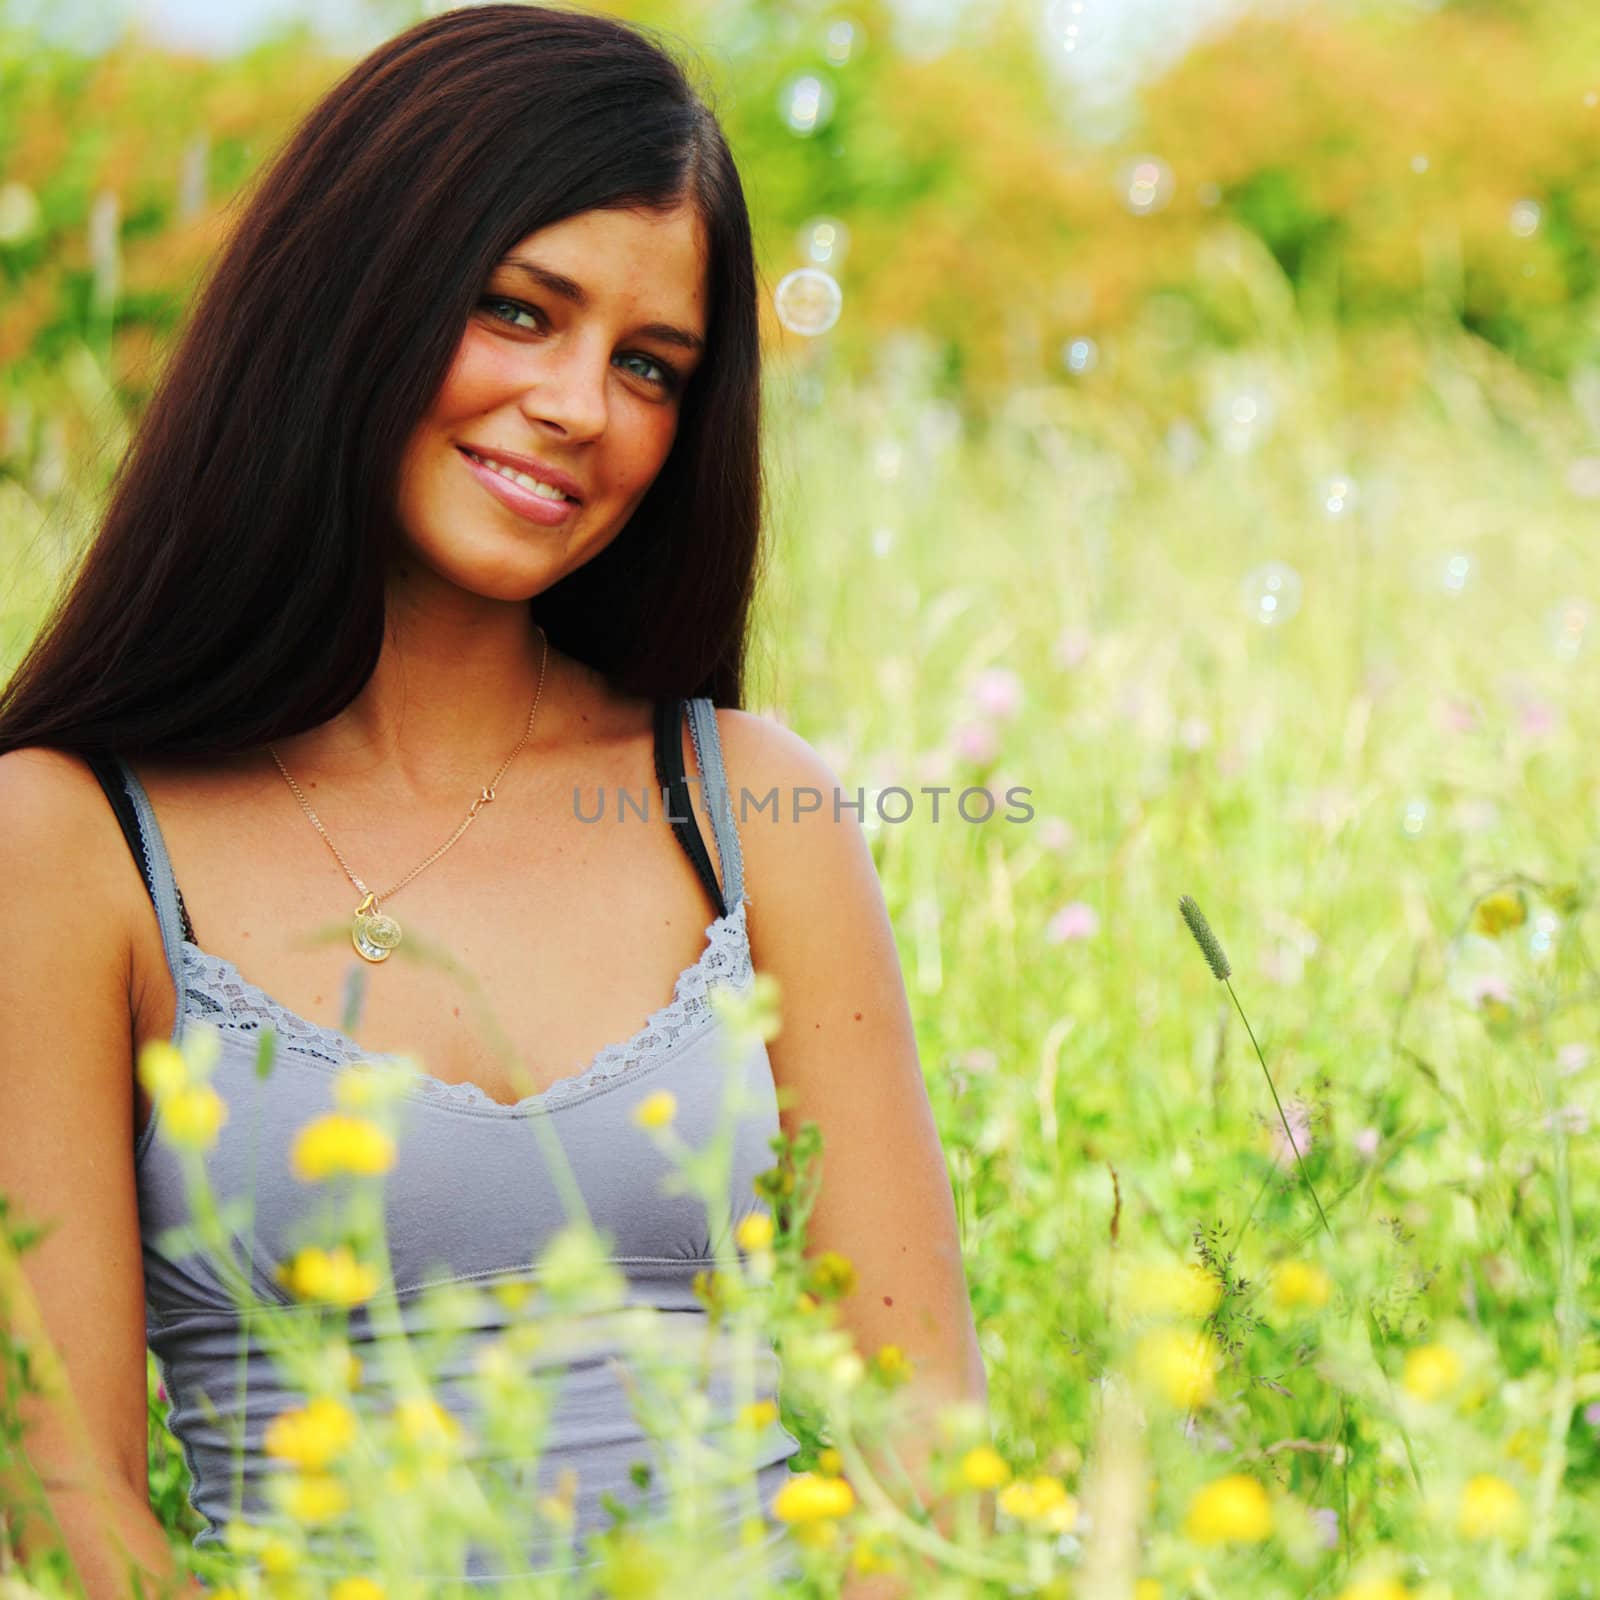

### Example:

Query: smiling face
xmin=392 ymin=202 xmax=709 ymax=603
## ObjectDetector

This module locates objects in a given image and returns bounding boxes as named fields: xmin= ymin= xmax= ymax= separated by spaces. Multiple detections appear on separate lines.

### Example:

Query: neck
xmin=274 ymin=577 xmax=565 ymax=802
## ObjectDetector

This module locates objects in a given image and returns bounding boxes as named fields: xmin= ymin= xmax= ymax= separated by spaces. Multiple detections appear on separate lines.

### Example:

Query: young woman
xmin=0 ymin=5 xmax=986 ymax=1592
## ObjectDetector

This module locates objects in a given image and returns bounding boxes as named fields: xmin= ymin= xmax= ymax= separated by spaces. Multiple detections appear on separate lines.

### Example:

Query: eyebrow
xmin=498 ymin=257 xmax=706 ymax=355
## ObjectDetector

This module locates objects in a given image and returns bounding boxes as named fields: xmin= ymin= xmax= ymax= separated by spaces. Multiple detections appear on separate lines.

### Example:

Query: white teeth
xmin=464 ymin=450 xmax=572 ymax=503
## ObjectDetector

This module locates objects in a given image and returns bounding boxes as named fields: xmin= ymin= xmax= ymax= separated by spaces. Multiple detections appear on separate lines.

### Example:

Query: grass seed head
xmin=1180 ymin=895 xmax=1232 ymax=981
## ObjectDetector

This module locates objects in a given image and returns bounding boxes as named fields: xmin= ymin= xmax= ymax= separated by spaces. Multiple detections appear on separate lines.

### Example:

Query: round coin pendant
xmin=352 ymin=910 xmax=403 ymax=964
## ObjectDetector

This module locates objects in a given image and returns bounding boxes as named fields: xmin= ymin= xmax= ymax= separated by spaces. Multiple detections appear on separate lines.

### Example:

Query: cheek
xmin=431 ymin=326 xmax=526 ymax=421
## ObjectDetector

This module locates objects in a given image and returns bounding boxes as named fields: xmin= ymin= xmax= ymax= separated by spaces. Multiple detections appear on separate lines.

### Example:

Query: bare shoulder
xmin=709 ymin=704 xmax=897 ymax=987
xmin=0 ymin=744 xmax=148 ymax=1000
xmin=712 ymin=705 xmax=852 ymax=820
xmin=0 ymin=745 xmax=135 ymax=879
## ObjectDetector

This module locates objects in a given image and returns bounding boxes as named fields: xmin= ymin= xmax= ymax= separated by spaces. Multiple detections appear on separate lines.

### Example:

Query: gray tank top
xmin=120 ymin=698 xmax=803 ymax=1585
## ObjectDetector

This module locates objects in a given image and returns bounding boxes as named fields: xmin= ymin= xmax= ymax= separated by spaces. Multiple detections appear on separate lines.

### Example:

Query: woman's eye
xmin=619 ymin=352 xmax=681 ymax=393
xmin=480 ymin=296 xmax=541 ymax=332
xmin=478 ymin=297 xmax=682 ymax=395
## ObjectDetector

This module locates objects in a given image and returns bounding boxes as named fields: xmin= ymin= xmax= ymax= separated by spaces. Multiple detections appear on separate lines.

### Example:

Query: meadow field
xmin=3 ymin=0 xmax=1599 ymax=1596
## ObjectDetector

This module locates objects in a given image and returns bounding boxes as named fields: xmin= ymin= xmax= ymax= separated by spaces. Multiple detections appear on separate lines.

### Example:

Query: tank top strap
xmin=104 ymin=758 xmax=191 ymax=1037
xmin=685 ymin=697 xmax=745 ymax=911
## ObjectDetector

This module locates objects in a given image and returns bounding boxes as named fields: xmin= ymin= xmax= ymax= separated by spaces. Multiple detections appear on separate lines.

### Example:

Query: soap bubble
xmin=1062 ymin=337 xmax=1098 ymax=375
xmin=1317 ymin=474 xmax=1360 ymax=519
xmin=1241 ymin=563 xmax=1303 ymax=627
xmin=1440 ymin=552 xmax=1473 ymax=595
xmin=824 ymin=18 xmax=857 ymax=65
xmin=1410 ymin=153 xmax=1430 ymax=174
xmin=1400 ymin=798 xmax=1429 ymax=838
xmin=781 ymin=74 xmax=835 ymax=136
xmin=1121 ymin=155 xmax=1174 ymax=215
xmin=1043 ymin=0 xmax=1107 ymax=54
xmin=773 ymin=268 xmax=842 ymax=336
xmin=1548 ymin=597 xmax=1590 ymax=660
xmin=1209 ymin=385 xmax=1275 ymax=453
xmin=872 ymin=440 xmax=903 ymax=481
xmin=797 ymin=216 xmax=850 ymax=268
xmin=1509 ymin=199 xmax=1542 ymax=238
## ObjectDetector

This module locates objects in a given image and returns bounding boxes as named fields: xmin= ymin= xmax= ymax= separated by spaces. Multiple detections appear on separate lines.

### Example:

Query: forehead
xmin=496 ymin=205 xmax=708 ymax=326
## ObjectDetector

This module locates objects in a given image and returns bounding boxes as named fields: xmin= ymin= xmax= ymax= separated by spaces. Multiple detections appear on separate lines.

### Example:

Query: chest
xmin=130 ymin=756 xmax=728 ymax=1112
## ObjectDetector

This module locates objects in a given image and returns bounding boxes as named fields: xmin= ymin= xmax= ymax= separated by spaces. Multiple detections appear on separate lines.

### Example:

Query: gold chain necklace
xmin=268 ymin=627 xmax=550 ymax=964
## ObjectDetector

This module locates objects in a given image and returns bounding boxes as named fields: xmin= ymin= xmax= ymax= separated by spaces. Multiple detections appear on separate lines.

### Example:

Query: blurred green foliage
xmin=1 ymin=0 xmax=1598 ymax=462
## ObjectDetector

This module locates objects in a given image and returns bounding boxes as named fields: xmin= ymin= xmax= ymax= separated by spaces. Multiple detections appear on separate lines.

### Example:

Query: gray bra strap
xmin=685 ymin=697 xmax=745 ymax=910
xmin=114 ymin=760 xmax=189 ymax=1040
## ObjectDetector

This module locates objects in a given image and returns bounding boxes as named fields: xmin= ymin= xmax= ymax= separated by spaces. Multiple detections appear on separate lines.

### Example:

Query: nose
xmin=517 ymin=337 xmax=609 ymax=444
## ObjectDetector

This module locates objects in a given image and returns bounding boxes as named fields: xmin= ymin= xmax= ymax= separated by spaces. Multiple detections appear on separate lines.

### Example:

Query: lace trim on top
xmin=178 ymin=898 xmax=753 ymax=1115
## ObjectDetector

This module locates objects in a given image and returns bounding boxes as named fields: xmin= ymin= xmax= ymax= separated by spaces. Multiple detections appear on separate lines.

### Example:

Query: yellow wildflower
xmin=1134 ymin=1327 xmax=1219 ymax=1409
xmin=264 ymin=1396 xmax=358 ymax=1471
xmin=162 ymin=1083 xmax=229 ymax=1150
xmin=1335 ymin=1580 xmax=1409 ymax=1600
xmin=1272 ymin=1261 xmax=1333 ymax=1312
xmin=493 ymin=1279 xmax=535 ymax=1313
xmin=1126 ymin=1261 xmax=1220 ymax=1318
xmin=735 ymin=1212 xmax=775 ymax=1252
xmin=393 ymin=1397 xmax=461 ymax=1448
xmin=330 ymin=1581 xmax=386 ymax=1600
xmin=772 ymin=1471 xmax=856 ymax=1523
xmin=1135 ymin=1583 xmax=1163 ymax=1600
xmin=537 ymin=1466 xmax=579 ymax=1526
xmin=1402 ymin=1344 xmax=1463 ymax=1402
xmin=277 ymin=1245 xmax=381 ymax=1306
xmin=1506 ymin=1426 xmax=1542 ymax=1474
xmin=850 ymin=1532 xmax=892 ymax=1573
xmin=960 ymin=1445 xmax=1011 ymax=1490
xmin=137 ymin=1039 xmax=190 ymax=1098
xmin=738 ymin=1400 xmax=779 ymax=1431
xmin=537 ymin=1495 xmax=576 ymax=1527
xmin=290 ymin=1113 xmax=396 ymax=1182
xmin=1457 ymin=1474 xmax=1525 ymax=1542
xmin=816 ymin=1447 xmax=842 ymax=1476
xmin=805 ymin=1251 xmax=857 ymax=1300
xmin=258 ymin=1535 xmax=298 ymax=1576
xmin=279 ymin=1471 xmax=349 ymax=1524
xmin=873 ymin=1343 xmax=913 ymax=1384
xmin=632 ymin=1089 xmax=678 ymax=1128
xmin=1183 ymin=1474 xmax=1273 ymax=1545
xmin=1471 ymin=890 xmax=1526 ymax=938
xmin=693 ymin=1267 xmax=738 ymax=1316
xmin=998 ymin=1475 xmax=1078 ymax=1532
xmin=793 ymin=1519 xmax=840 ymax=1550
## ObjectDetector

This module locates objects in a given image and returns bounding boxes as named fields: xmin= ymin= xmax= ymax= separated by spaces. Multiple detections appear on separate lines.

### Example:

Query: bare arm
xmin=0 ymin=749 xmax=202 ymax=1598
xmin=715 ymin=712 xmax=991 ymax=1587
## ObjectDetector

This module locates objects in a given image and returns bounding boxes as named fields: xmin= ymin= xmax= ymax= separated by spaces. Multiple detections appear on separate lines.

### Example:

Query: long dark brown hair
xmin=0 ymin=3 xmax=763 ymax=760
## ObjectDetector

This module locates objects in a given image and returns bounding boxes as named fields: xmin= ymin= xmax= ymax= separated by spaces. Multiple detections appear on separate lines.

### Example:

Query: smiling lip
xmin=457 ymin=446 xmax=581 ymax=527
xmin=457 ymin=443 xmax=583 ymax=503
